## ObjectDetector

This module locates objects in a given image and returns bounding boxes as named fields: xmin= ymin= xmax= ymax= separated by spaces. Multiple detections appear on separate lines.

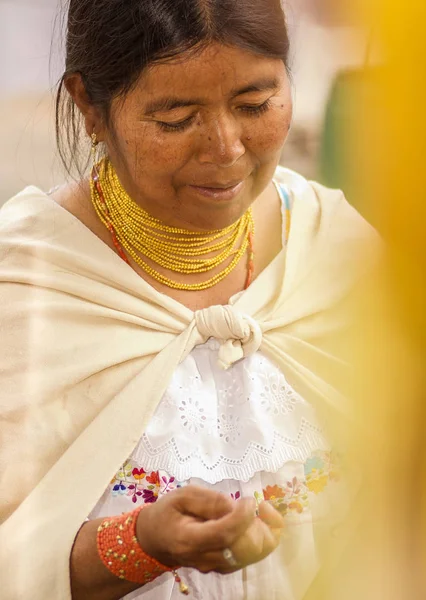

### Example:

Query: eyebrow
xmin=233 ymin=77 xmax=280 ymax=97
xmin=144 ymin=77 xmax=280 ymax=115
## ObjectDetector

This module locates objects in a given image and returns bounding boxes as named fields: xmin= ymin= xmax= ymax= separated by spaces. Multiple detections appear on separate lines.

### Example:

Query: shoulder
xmin=273 ymin=165 xmax=313 ymax=196
xmin=273 ymin=165 xmax=381 ymax=260
xmin=273 ymin=165 xmax=374 ymax=229
xmin=0 ymin=181 xmax=94 ymax=240
xmin=0 ymin=186 xmax=54 ymax=237
xmin=0 ymin=183 xmax=90 ymax=262
xmin=273 ymin=165 xmax=345 ymax=208
xmin=1 ymin=185 xmax=49 ymax=215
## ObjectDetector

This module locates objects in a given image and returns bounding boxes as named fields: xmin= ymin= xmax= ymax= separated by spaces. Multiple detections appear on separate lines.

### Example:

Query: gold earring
xmin=91 ymin=132 xmax=99 ymax=164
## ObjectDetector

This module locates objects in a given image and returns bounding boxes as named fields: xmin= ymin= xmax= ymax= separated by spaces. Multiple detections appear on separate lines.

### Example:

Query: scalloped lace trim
xmin=133 ymin=421 xmax=329 ymax=484
xmin=126 ymin=338 xmax=329 ymax=485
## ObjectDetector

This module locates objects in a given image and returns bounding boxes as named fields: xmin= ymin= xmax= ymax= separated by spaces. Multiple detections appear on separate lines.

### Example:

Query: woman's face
xmin=103 ymin=43 xmax=292 ymax=231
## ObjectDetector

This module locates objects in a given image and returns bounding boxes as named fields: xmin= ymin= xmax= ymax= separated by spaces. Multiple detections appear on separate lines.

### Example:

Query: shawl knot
xmin=194 ymin=305 xmax=262 ymax=369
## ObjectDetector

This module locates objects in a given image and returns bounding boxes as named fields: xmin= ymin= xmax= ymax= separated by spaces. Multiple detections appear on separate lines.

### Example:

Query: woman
xmin=0 ymin=1 xmax=378 ymax=599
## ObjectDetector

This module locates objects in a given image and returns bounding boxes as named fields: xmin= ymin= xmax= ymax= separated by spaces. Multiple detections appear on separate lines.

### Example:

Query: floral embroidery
xmin=263 ymin=485 xmax=286 ymax=501
xmin=304 ymin=456 xmax=325 ymax=474
xmin=132 ymin=468 xmax=146 ymax=481
xmin=112 ymin=482 xmax=127 ymax=496
xmin=146 ymin=471 xmax=160 ymax=485
xmin=110 ymin=463 xmax=160 ymax=505
xmin=306 ymin=475 xmax=328 ymax=494
xmin=109 ymin=462 xmax=185 ymax=505
xmin=250 ymin=451 xmax=341 ymax=517
xmin=127 ymin=484 xmax=143 ymax=504
xmin=109 ymin=451 xmax=340 ymax=512
xmin=262 ymin=476 xmax=309 ymax=517
xmin=142 ymin=488 xmax=158 ymax=503
xmin=112 ymin=463 xmax=132 ymax=482
xmin=160 ymin=475 xmax=177 ymax=494
xmin=304 ymin=451 xmax=341 ymax=493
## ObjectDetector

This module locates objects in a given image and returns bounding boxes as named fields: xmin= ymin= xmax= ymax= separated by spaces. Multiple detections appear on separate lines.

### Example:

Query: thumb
xmin=176 ymin=486 xmax=234 ymax=521
xmin=257 ymin=501 xmax=285 ymax=529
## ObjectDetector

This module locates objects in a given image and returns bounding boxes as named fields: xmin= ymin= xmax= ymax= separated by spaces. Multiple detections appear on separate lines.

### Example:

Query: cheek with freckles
xmin=120 ymin=126 xmax=192 ymax=182
xmin=108 ymin=100 xmax=191 ymax=186
xmin=248 ymin=106 xmax=292 ymax=163
xmin=109 ymin=95 xmax=292 ymax=190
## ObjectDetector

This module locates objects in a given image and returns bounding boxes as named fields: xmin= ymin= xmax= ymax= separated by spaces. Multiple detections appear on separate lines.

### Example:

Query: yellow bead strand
xmin=90 ymin=159 xmax=254 ymax=291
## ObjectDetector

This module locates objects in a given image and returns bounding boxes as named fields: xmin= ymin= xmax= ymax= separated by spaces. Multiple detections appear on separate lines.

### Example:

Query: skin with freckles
xmin=105 ymin=43 xmax=292 ymax=231
xmin=58 ymin=42 xmax=293 ymax=309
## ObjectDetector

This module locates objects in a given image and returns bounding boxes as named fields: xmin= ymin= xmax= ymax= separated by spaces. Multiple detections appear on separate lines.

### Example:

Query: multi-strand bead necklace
xmin=90 ymin=159 xmax=255 ymax=291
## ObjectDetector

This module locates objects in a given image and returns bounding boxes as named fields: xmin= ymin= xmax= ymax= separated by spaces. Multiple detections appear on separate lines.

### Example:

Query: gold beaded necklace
xmin=90 ymin=159 xmax=255 ymax=291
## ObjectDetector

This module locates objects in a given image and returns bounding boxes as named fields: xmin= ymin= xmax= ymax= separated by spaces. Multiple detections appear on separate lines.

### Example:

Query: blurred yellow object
xmin=304 ymin=1 xmax=426 ymax=598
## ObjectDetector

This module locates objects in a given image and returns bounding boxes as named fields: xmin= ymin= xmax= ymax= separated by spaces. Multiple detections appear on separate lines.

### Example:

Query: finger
xmin=174 ymin=485 xmax=234 ymax=521
xmin=189 ymin=519 xmax=282 ymax=575
xmin=233 ymin=518 xmax=264 ymax=556
xmin=257 ymin=500 xmax=286 ymax=529
xmin=271 ymin=528 xmax=282 ymax=545
xmin=188 ymin=497 xmax=256 ymax=552
xmin=200 ymin=520 xmax=268 ymax=571
xmin=260 ymin=523 xmax=282 ymax=549
xmin=231 ymin=519 xmax=281 ymax=564
xmin=194 ymin=550 xmax=241 ymax=574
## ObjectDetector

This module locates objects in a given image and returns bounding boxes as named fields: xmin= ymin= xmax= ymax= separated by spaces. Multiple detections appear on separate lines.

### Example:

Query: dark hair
xmin=56 ymin=0 xmax=291 ymax=176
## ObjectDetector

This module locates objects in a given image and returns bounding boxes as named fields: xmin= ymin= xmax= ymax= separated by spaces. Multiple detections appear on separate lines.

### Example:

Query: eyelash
xmin=157 ymin=99 xmax=273 ymax=133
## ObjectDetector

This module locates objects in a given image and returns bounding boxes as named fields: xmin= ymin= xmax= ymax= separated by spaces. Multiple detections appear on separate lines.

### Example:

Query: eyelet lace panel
xmin=130 ymin=339 xmax=329 ymax=484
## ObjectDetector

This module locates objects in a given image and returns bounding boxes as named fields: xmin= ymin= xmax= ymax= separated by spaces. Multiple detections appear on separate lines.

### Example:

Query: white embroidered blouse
xmin=88 ymin=175 xmax=346 ymax=600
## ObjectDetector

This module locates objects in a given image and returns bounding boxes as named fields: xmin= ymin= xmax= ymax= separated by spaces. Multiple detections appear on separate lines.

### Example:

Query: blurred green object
xmin=319 ymin=66 xmax=386 ymax=227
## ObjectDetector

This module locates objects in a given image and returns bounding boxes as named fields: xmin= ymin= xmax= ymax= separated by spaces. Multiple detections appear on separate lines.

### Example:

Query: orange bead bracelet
xmin=96 ymin=505 xmax=189 ymax=594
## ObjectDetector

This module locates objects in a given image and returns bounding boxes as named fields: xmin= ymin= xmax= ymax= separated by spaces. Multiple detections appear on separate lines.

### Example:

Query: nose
xmin=197 ymin=114 xmax=246 ymax=168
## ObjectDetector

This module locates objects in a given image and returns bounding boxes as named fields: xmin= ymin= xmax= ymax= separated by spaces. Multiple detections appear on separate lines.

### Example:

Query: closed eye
xmin=157 ymin=115 xmax=196 ymax=133
xmin=156 ymin=99 xmax=273 ymax=133
xmin=238 ymin=99 xmax=272 ymax=116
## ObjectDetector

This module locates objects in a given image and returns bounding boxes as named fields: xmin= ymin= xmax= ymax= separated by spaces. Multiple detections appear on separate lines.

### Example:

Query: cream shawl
xmin=0 ymin=168 xmax=378 ymax=598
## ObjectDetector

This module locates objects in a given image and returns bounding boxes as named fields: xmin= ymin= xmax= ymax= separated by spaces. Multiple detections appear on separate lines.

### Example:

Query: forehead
xmin=136 ymin=43 xmax=286 ymax=100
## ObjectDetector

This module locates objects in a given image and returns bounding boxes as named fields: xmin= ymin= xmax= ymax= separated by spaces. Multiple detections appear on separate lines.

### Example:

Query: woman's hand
xmin=136 ymin=485 xmax=285 ymax=574
xmin=217 ymin=500 xmax=285 ymax=573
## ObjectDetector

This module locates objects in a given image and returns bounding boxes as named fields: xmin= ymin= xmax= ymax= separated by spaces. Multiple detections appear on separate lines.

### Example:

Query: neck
xmin=89 ymin=159 xmax=255 ymax=292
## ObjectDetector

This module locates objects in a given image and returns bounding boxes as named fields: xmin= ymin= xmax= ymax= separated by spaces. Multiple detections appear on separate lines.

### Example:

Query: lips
xmin=188 ymin=180 xmax=245 ymax=201
xmin=195 ymin=180 xmax=243 ymax=189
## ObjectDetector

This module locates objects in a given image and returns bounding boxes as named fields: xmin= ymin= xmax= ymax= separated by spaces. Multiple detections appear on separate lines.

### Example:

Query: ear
xmin=64 ymin=73 xmax=105 ymax=140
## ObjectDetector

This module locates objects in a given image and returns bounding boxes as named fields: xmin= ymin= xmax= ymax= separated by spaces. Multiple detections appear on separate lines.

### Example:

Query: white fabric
xmin=88 ymin=341 xmax=336 ymax=599
xmin=130 ymin=338 xmax=328 ymax=484
xmin=0 ymin=166 xmax=379 ymax=600
xmin=117 ymin=183 xmax=328 ymax=486
xmin=85 ymin=183 xmax=335 ymax=600
xmin=90 ymin=460 xmax=347 ymax=600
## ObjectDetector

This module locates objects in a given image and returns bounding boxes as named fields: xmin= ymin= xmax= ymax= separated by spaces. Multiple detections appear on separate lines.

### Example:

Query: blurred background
xmin=0 ymin=0 xmax=373 ymax=206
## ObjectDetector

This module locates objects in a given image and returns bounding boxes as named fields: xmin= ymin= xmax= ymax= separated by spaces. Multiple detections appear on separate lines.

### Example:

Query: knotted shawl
xmin=0 ymin=168 xmax=378 ymax=598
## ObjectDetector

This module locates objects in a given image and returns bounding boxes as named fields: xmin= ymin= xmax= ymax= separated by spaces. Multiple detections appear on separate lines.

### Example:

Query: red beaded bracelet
xmin=96 ymin=505 xmax=189 ymax=594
